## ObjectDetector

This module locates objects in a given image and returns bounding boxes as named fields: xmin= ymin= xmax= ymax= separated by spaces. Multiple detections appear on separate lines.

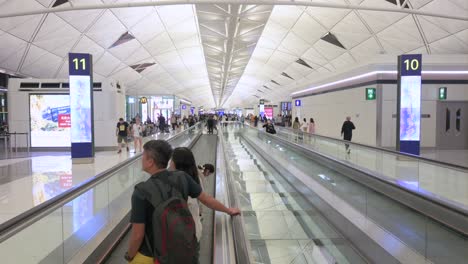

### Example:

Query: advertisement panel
xmin=70 ymin=75 xmax=92 ymax=143
xmin=397 ymin=54 xmax=422 ymax=155
xmin=265 ymin=107 xmax=273 ymax=119
xmin=69 ymin=53 xmax=94 ymax=159
xmin=30 ymin=94 xmax=71 ymax=147
xmin=399 ymin=76 xmax=421 ymax=141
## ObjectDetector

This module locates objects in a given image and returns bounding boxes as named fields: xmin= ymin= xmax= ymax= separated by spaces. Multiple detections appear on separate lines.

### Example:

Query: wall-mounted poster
xmin=30 ymin=94 xmax=71 ymax=147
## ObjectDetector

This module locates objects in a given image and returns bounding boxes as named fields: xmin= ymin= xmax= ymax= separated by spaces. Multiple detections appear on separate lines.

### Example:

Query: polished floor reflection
xmin=0 ymin=132 xmax=174 ymax=225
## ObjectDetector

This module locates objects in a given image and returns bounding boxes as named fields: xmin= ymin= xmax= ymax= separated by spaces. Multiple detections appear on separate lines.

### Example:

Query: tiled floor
xmin=420 ymin=148 xmax=468 ymax=168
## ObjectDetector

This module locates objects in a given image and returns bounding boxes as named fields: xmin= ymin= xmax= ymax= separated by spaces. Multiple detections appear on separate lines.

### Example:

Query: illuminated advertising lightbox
xmin=70 ymin=75 xmax=92 ymax=143
xmin=30 ymin=94 xmax=71 ymax=147
xmin=399 ymin=76 xmax=421 ymax=141
xmin=265 ymin=107 xmax=273 ymax=119
xmin=397 ymin=54 xmax=422 ymax=155
xmin=69 ymin=53 xmax=94 ymax=159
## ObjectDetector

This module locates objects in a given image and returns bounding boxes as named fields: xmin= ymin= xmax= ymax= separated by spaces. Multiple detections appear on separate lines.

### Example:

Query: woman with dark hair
xmin=169 ymin=147 xmax=203 ymax=241
xmin=308 ymin=118 xmax=315 ymax=134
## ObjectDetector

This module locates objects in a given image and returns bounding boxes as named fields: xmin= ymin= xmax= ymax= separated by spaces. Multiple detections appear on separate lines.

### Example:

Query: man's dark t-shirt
xmin=130 ymin=170 xmax=202 ymax=257
xmin=341 ymin=121 xmax=356 ymax=141
xmin=117 ymin=121 xmax=129 ymax=137
xmin=263 ymin=123 xmax=276 ymax=134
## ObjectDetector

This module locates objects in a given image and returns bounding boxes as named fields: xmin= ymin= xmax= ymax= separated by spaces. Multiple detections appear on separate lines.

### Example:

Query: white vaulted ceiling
xmin=196 ymin=4 xmax=272 ymax=106
xmin=0 ymin=0 xmax=467 ymax=108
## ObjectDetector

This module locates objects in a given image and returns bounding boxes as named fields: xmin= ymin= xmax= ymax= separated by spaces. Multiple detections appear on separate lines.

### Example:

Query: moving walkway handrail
xmin=0 ymin=123 xmax=202 ymax=243
xmin=270 ymin=123 xmax=468 ymax=171
xmin=219 ymin=123 xmax=253 ymax=264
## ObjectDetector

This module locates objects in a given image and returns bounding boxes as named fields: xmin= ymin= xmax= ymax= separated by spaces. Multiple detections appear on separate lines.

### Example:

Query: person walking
xmin=341 ymin=116 xmax=356 ymax=154
xmin=262 ymin=119 xmax=276 ymax=134
xmin=158 ymin=115 xmax=166 ymax=133
xmin=116 ymin=118 xmax=130 ymax=154
xmin=170 ymin=113 xmax=177 ymax=131
xmin=308 ymin=118 xmax=316 ymax=134
xmin=131 ymin=117 xmax=143 ymax=153
xmin=292 ymin=117 xmax=301 ymax=141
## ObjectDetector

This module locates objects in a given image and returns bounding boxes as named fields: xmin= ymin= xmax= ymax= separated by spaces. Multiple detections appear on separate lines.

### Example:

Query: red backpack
xmin=135 ymin=171 xmax=198 ymax=264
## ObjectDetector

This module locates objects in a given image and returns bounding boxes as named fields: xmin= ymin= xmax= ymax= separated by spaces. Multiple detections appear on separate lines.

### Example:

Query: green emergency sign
xmin=439 ymin=87 xmax=447 ymax=100
xmin=366 ymin=88 xmax=376 ymax=100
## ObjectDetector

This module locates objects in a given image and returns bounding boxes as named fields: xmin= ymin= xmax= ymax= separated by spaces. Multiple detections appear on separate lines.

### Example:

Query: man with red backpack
xmin=125 ymin=140 xmax=240 ymax=264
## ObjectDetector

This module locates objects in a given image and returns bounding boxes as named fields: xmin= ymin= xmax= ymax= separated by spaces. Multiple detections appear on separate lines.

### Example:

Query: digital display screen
xmin=259 ymin=104 xmax=265 ymax=117
xmin=399 ymin=76 xmax=421 ymax=141
xmin=265 ymin=107 xmax=273 ymax=119
xmin=30 ymin=94 xmax=71 ymax=147
xmin=70 ymin=75 xmax=92 ymax=143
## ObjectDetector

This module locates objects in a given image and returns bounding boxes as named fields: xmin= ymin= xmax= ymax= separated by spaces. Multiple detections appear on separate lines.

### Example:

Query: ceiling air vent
xmin=262 ymin=85 xmax=272 ymax=90
xmin=271 ymin=80 xmax=280 ymax=85
xmin=296 ymin=58 xmax=313 ymax=69
xmin=52 ymin=0 xmax=69 ymax=7
xmin=257 ymin=89 xmax=264 ymax=93
xmin=281 ymin=72 xmax=294 ymax=80
xmin=321 ymin=32 xmax=346 ymax=49
xmin=110 ymin=32 xmax=135 ymax=49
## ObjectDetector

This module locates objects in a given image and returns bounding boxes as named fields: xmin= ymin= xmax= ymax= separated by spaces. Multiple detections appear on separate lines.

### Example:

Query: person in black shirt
xmin=158 ymin=115 xmax=166 ymax=133
xmin=126 ymin=140 xmax=240 ymax=263
xmin=116 ymin=118 xmax=129 ymax=153
xmin=341 ymin=116 xmax=356 ymax=154
xmin=262 ymin=120 xmax=276 ymax=134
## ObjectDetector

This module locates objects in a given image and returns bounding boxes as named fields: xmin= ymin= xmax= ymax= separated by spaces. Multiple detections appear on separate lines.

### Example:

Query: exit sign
xmin=366 ymin=88 xmax=376 ymax=100
xmin=439 ymin=87 xmax=447 ymax=100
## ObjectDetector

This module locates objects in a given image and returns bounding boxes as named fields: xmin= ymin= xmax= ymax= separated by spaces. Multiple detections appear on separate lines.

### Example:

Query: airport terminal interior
xmin=0 ymin=0 xmax=467 ymax=263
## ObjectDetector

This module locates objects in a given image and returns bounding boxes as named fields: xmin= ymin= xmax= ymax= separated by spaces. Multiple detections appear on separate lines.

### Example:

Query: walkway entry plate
xmin=69 ymin=53 xmax=95 ymax=162
xmin=396 ymin=54 xmax=422 ymax=156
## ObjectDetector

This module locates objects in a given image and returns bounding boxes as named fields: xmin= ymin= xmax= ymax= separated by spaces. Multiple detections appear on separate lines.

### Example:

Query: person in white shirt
xmin=131 ymin=117 xmax=143 ymax=152
xmin=169 ymin=148 xmax=206 ymax=241
xmin=301 ymin=117 xmax=309 ymax=133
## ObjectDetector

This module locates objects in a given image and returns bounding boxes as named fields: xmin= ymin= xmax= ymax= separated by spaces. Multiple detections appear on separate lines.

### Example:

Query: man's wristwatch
xmin=124 ymin=252 xmax=134 ymax=262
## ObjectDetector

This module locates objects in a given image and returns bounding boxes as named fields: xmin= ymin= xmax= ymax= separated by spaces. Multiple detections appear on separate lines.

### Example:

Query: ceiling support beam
xmin=0 ymin=0 xmax=467 ymax=21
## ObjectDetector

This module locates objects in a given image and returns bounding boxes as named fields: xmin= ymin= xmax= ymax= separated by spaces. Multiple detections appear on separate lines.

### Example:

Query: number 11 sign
xmin=396 ymin=54 xmax=422 ymax=156
xmin=69 ymin=53 xmax=95 ymax=163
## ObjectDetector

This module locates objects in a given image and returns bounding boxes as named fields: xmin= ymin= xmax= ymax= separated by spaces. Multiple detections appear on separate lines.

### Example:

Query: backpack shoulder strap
xmin=157 ymin=171 xmax=188 ymax=199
